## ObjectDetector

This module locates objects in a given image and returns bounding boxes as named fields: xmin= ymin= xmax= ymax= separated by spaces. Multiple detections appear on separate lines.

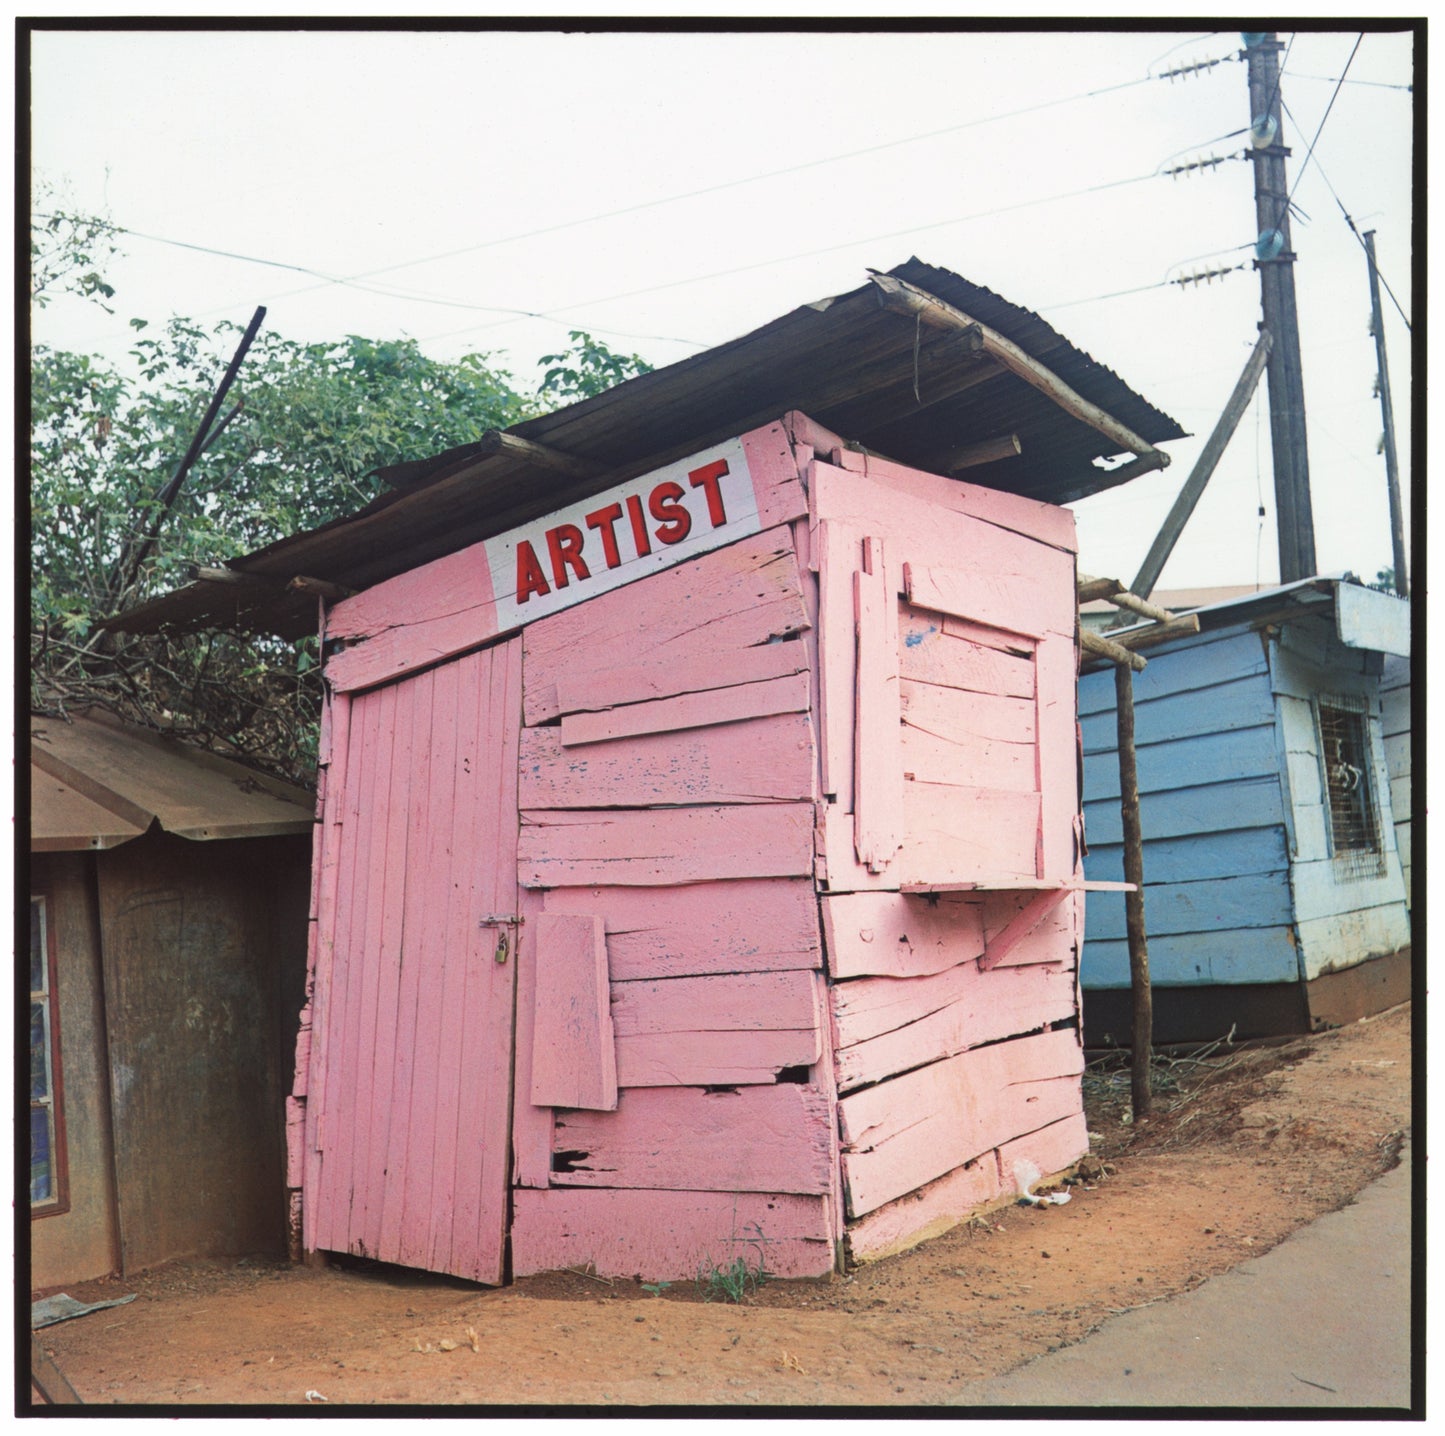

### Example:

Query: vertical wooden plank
xmin=394 ymin=658 xmax=464 ymax=1270
xmin=301 ymin=690 xmax=349 ymax=1252
xmin=375 ymin=667 xmax=436 ymax=1259
xmin=318 ymin=684 xmax=381 ymax=1251
xmin=853 ymin=538 xmax=903 ymax=873
xmin=339 ymin=678 xmax=407 ymax=1253
xmin=741 ymin=419 xmax=809 ymax=531
xmin=813 ymin=517 xmax=857 ymax=808
xmin=531 ymin=913 xmax=618 ymax=1110
xmin=449 ymin=639 xmax=523 ymax=1282
xmin=427 ymin=658 xmax=490 ymax=1274
xmin=510 ymin=884 xmax=554 ymax=1189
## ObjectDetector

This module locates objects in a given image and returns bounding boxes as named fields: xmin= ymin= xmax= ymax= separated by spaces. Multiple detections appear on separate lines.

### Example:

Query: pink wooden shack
xmin=107 ymin=261 xmax=1183 ymax=1285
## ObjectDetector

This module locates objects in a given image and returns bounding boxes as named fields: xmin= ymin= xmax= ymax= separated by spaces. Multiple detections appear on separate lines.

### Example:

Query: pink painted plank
xmin=510 ymin=885 xmax=554 ymax=1190
xmin=530 ymin=913 xmax=619 ymax=1111
xmin=853 ymin=540 xmax=904 ymax=874
xmin=811 ymin=462 xmax=1074 ymax=634
xmin=353 ymin=678 xmax=415 ymax=1260
xmin=553 ymin=638 xmax=807 ymax=718
xmin=1034 ymin=631 xmax=1080 ymax=883
xmin=609 ymin=969 xmax=821 ymax=1086
xmin=518 ymin=802 xmax=814 ymax=888
xmin=559 ymin=669 xmax=811 ymax=747
xmin=979 ymin=887 xmax=1072 ymax=972
xmin=523 ymin=527 xmax=809 ymax=726
xmin=325 ymin=544 xmax=500 ymax=694
xmin=811 ymin=518 xmax=859 ymax=807
xmin=426 ymin=662 xmax=494 ymax=1272
xmin=905 ymin=559 xmax=1068 ymax=642
xmin=511 ymin=1188 xmax=835 ymax=1281
xmin=982 ymin=889 xmax=1076 ymax=968
xmin=522 ymin=711 xmax=815 ymax=811
xmin=899 ymin=608 xmax=1037 ymax=698
xmin=831 ymin=959 xmax=1077 ymax=1092
xmin=895 ymin=783 xmax=1042 ymax=887
xmin=817 ymin=804 xmax=890 ymax=894
xmin=550 ymin=1084 xmax=833 ymax=1195
xmin=900 ymin=677 xmax=1037 ymax=744
xmin=900 ymin=682 xmax=1037 ymax=794
xmin=995 ymin=1110 xmax=1091 ymax=1197
xmin=811 ymin=444 xmax=1078 ymax=555
xmin=301 ymin=690 xmax=351 ymax=1253
xmin=846 ymin=1155 xmax=1001 ymax=1265
xmin=374 ymin=668 xmax=442 ymax=1264
xmin=616 ymin=1030 xmax=822 ymax=1088
xmin=542 ymin=878 xmax=821 ymax=980
xmin=837 ymin=1027 xmax=1084 ymax=1217
xmin=315 ymin=682 xmax=398 ymax=1254
xmin=821 ymin=891 xmax=986 ymax=980
xmin=741 ymin=419 xmax=811 ymax=532
xmin=394 ymin=658 xmax=467 ymax=1271
xmin=612 ymin=968 xmax=820 ymax=1036
xmin=448 ymin=641 xmax=523 ymax=1281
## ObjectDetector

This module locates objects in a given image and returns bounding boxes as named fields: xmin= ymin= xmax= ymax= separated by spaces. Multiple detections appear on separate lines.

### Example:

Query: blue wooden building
xmin=1079 ymin=577 xmax=1412 ymax=1044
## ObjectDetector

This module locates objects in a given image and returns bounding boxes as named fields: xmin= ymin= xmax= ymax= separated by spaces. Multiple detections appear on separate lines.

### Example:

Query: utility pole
xmin=1364 ymin=230 xmax=1409 ymax=597
xmin=1243 ymin=32 xmax=1317 ymax=582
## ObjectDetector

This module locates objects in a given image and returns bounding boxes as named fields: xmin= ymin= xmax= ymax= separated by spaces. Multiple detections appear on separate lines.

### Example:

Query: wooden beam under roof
xmin=869 ymin=271 xmax=1171 ymax=471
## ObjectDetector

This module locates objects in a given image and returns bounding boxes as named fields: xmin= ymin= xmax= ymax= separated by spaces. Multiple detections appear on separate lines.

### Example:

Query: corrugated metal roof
xmin=106 ymin=258 xmax=1185 ymax=640
xmin=30 ymin=710 xmax=314 ymax=851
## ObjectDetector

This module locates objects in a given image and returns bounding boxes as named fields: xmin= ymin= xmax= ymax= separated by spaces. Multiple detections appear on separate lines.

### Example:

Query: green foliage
xmin=31 ymin=200 xmax=120 ymax=312
xmin=696 ymin=1224 xmax=769 ymax=1303
xmin=538 ymin=329 xmax=654 ymax=405
xmin=29 ymin=209 xmax=659 ymax=782
xmin=1370 ymin=567 xmax=1399 ymax=595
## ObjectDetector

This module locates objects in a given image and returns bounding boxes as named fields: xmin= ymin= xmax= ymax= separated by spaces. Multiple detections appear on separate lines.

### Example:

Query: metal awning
xmin=30 ymin=710 xmax=314 ymax=851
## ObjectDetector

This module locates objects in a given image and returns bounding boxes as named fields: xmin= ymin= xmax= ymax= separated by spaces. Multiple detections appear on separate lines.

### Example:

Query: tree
xmin=29 ymin=215 xmax=654 ymax=782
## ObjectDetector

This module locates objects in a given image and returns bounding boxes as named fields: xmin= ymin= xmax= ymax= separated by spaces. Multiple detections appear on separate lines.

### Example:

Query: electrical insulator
xmin=1255 ymin=229 xmax=1286 ymax=262
xmin=1250 ymin=114 xmax=1279 ymax=149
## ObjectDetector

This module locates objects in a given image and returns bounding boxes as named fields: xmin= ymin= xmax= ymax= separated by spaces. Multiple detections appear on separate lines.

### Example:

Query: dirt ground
xmin=30 ymin=1001 xmax=1411 ymax=1410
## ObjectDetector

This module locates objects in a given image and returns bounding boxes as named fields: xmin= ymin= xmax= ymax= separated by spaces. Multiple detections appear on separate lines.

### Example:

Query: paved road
xmin=948 ymin=1143 xmax=1415 ymax=1411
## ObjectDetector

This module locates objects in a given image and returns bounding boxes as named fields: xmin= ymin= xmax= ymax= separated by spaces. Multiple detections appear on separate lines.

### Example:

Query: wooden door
xmin=308 ymin=639 xmax=522 ymax=1283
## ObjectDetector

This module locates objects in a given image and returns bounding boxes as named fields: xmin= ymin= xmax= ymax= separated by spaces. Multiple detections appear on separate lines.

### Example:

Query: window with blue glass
xmin=30 ymin=895 xmax=68 ymax=1214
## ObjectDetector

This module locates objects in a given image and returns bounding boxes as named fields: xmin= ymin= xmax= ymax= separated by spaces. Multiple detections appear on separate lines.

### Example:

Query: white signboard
xmin=483 ymin=436 xmax=760 ymax=632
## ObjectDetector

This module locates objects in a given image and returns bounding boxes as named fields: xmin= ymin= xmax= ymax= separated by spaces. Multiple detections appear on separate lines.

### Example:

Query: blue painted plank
xmin=1296 ymin=904 xmax=1411 ymax=981
xmin=1078 ymin=625 xmax=1267 ymax=717
xmin=1079 ymin=673 xmax=1277 ymax=756
xmin=1082 ymin=724 xmax=1279 ymax=803
xmin=1083 ymin=774 xmax=1284 ymax=846
xmin=1083 ymin=825 xmax=1289 ymax=886
xmin=1081 ymin=925 xmax=1301 ymax=989
xmin=1084 ymin=870 xmax=1293 ymax=942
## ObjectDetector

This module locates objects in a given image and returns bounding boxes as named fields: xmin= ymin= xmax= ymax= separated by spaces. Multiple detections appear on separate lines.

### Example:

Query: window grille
xmin=1317 ymin=696 xmax=1384 ymax=879
xmin=30 ymin=896 xmax=68 ymax=1213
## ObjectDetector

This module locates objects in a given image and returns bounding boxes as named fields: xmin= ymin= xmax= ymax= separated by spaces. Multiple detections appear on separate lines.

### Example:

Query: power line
xmin=1276 ymin=34 xmax=1362 ymax=228
xmin=1279 ymin=99 xmax=1411 ymax=330
xmin=415 ymin=170 xmax=1162 ymax=348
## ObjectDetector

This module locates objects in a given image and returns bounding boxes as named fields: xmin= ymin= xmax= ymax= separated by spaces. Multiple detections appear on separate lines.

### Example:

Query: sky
xmin=25 ymin=20 xmax=1418 ymax=596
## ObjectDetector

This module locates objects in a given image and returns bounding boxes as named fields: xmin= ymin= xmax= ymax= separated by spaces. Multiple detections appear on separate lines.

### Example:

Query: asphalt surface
xmin=947 ymin=1142 xmax=1415 ymax=1411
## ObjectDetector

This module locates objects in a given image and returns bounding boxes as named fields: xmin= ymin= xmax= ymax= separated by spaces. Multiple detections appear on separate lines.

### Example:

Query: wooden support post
xmin=475 ymin=429 xmax=607 ymax=479
xmin=1077 ymin=575 xmax=1124 ymax=604
xmin=1114 ymin=662 xmax=1153 ymax=1118
xmin=1080 ymin=627 xmax=1147 ymax=672
xmin=868 ymin=271 xmax=1171 ymax=471
xmin=944 ymin=433 xmax=1022 ymax=472
xmin=1124 ymin=329 xmax=1273 ymax=610
xmin=1108 ymin=613 xmax=1201 ymax=653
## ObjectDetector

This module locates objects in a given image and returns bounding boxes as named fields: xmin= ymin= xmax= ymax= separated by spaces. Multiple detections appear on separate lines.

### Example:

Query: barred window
xmin=1317 ymin=697 xmax=1384 ymax=879
xmin=30 ymin=896 xmax=68 ymax=1214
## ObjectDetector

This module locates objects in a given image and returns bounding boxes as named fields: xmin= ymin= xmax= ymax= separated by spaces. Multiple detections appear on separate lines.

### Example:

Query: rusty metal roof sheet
xmin=106 ymin=258 xmax=1185 ymax=640
xmin=30 ymin=710 xmax=314 ymax=850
